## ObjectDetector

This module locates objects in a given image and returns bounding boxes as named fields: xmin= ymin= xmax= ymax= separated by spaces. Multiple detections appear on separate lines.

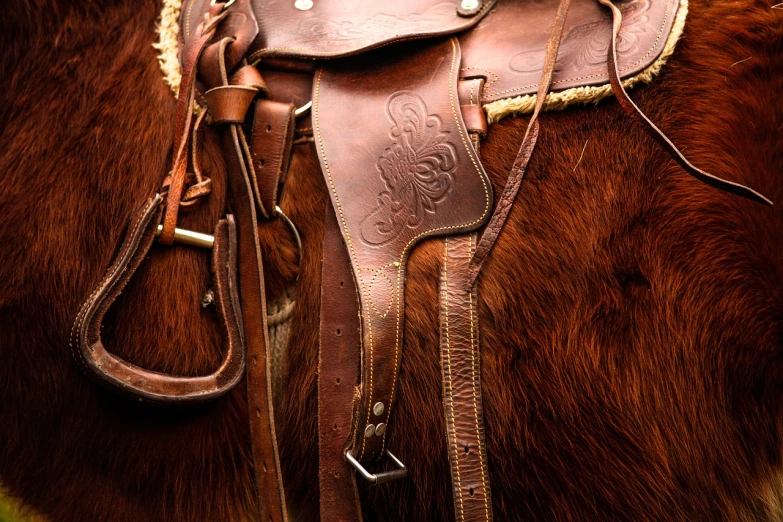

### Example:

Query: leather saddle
xmin=72 ymin=0 xmax=771 ymax=520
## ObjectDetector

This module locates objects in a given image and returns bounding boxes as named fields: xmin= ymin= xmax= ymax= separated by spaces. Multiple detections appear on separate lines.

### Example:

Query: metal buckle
xmin=345 ymin=450 xmax=408 ymax=485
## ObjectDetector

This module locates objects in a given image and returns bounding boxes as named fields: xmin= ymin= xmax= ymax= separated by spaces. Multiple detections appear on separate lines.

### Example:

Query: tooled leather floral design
xmin=296 ymin=3 xmax=459 ymax=45
xmin=360 ymin=92 xmax=456 ymax=246
xmin=509 ymin=0 xmax=652 ymax=74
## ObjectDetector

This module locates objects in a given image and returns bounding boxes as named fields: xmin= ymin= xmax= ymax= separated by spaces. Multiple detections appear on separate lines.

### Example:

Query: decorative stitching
xmin=69 ymin=198 xmax=158 ymax=375
xmin=247 ymin=3 xmax=494 ymax=62
xmin=468 ymin=234 xmax=490 ymax=521
xmin=442 ymin=238 xmax=465 ymax=522
xmin=382 ymin=37 xmax=491 ymax=452
xmin=315 ymin=38 xmax=491 ymax=459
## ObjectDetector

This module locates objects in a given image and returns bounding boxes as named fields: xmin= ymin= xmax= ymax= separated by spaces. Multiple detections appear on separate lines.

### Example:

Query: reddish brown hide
xmin=1 ymin=0 xmax=782 ymax=521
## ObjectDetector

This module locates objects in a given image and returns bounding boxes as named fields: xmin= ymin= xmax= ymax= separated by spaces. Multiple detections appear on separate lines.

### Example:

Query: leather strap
xmin=439 ymin=234 xmax=492 ymax=522
xmin=71 ymin=196 xmax=245 ymax=402
xmin=597 ymin=0 xmax=772 ymax=206
xmin=318 ymin=202 xmax=364 ymax=522
xmin=224 ymin=123 xmax=288 ymax=522
xmin=458 ymin=78 xmax=488 ymax=141
xmin=194 ymin=1 xmax=288 ymax=518
xmin=468 ymin=0 xmax=573 ymax=286
xmin=160 ymin=3 xmax=227 ymax=245
xmin=250 ymin=100 xmax=297 ymax=219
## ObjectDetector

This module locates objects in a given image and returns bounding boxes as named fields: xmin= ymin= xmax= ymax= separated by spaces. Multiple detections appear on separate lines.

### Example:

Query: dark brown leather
xmin=469 ymin=0 xmax=572 ymax=286
xmin=314 ymin=38 xmax=492 ymax=463
xmin=459 ymin=0 xmax=681 ymax=103
xmin=205 ymin=85 xmax=260 ymax=124
xmin=319 ymin=203 xmax=364 ymax=522
xmin=439 ymin=235 xmax=492 ymax=522
xmin=224 ymin=125 xmax=288 ymax=522
xmin=597 ymin=0 xmax=773 ymax=206
xmin=194 ymin=2 xmax=289 ymax=519
xmin=250 ymin=100 xmax=296 ymax=219
xmin=258 ymin=67 xmax=315 ymax=135
xmin=71 ymin=196 xmax=246 ymax=402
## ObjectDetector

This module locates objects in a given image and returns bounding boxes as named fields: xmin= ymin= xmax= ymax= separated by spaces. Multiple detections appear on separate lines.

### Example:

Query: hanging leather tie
xmin=468 ymin=0 xmax=573 ymax=286
xmin=158 ymin=4 xmax=228 ymax=245
xmin=597 ymin=0 xmax=772 ymax=207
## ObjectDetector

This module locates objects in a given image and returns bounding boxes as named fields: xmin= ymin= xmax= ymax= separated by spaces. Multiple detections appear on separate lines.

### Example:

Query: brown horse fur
xmin=1 ymin=0 xmax=782 ymax=520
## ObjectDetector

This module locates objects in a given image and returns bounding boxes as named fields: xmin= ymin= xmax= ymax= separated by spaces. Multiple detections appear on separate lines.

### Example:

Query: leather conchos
xmin=313 ymin=37 xmax=492 ymax=463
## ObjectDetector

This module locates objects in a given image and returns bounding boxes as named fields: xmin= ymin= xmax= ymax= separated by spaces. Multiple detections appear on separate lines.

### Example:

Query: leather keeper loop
xmin=250 ymin=99 xmax=296 ymax=219
xmin=458 ymin=78 xmax=487 ymax=138
xmin=230 ymin=65 xmax=269 ymax=96
xmin=205 ymin=85 xmax=259 ymax=124
xmin=460 ymin=105 xmax=487 ymax=137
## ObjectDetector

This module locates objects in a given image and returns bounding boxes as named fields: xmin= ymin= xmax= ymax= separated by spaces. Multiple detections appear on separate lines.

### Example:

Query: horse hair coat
xmin=0 ymin=0 xmax=782 ymax=520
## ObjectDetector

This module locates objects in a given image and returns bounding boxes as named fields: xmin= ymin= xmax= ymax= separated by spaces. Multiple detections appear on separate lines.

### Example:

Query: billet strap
xmin=223 ymin=120 xmax=289 ymax=522
xmin=70 ymin=195 xmax=246 ymax=402
xmin=468 ymin=0 xmax=573 ymax=286
xmin=319 ymin=202 xmax=363 ymax=522
xmin=314 ymin=37 xmax=492 ymax=466
xmin=597 ymin=0 xmax=772 ymax=206
xmin=439 ymin=234 xmax=492 ymax=522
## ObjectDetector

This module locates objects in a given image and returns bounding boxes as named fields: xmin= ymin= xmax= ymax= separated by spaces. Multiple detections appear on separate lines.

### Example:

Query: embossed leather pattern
xmin=314 ymin=38 xmax=493 ymax=463
xmin=181 ymin=0 xmax=680 ymax=106
xmin=459 ymin=0 xmax=680 ymax=102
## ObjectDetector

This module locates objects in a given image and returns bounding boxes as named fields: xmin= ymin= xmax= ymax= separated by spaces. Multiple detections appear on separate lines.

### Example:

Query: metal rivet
xmin=375 ymin=423 xmax=387 ymax=436
xmin=460 ymin=0 xmax=479 ymax=10
xmin=364 ymin=424 xmax=375 ymax=438
xmin=373 ymin=402 xmax=385 ymax=416
xmin=295 ymin=0 xmax=313 ymax=10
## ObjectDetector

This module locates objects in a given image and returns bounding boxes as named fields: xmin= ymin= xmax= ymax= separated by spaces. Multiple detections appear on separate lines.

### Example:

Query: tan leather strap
xmin=318 ymin=202 xmax=363 ymax=522
xmin=71 ymin=196 xmax=246 ymax=402
xmin=159 ymin=3 xmax=227 ymax=245
xmin=597 ymin=0 xmax=772 ymax=206
xmin=468 ymin=0 xmax=573 ymax=286
xmin=250 ymin=100 xmax=297 ymax=219
xmin=314 ymin=38 xmax=492 ymax=465
xmin=439 ymin=234 xmax=492 ymax=522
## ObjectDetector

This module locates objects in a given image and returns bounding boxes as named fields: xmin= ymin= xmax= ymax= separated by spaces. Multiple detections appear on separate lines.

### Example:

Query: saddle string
xmin=159 ymin=5 xmax=228 ymax=245
xmin=468 ymin=0 xmax=573 ymax=287
xmin=469 ymin=0 xmax=772 ymax=287
xmin=598 ymin=0 xmax=773 ymax=207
